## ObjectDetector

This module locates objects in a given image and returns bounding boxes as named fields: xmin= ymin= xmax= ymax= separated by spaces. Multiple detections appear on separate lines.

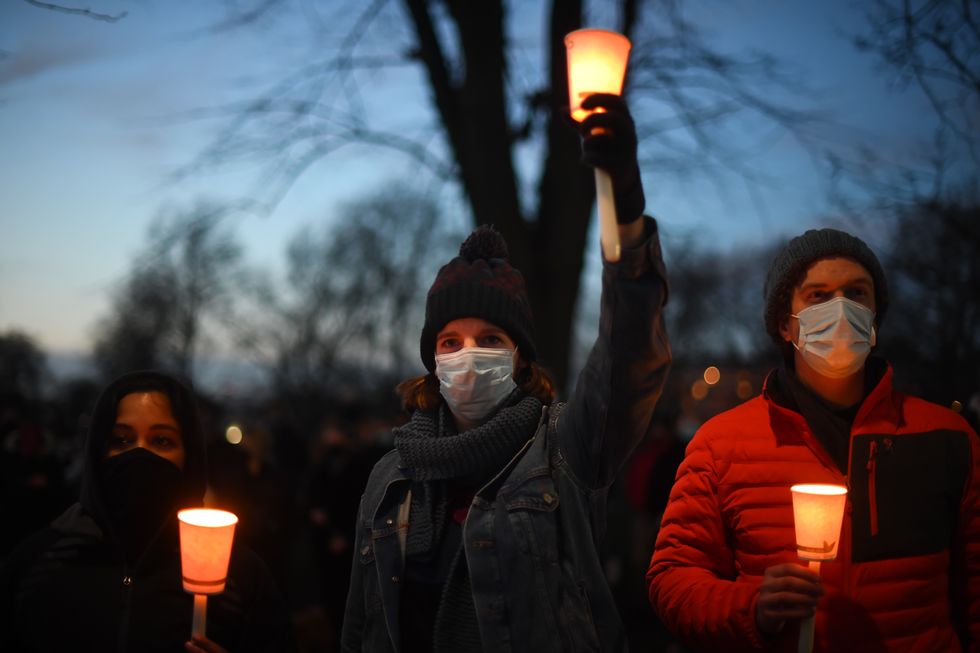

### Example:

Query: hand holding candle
xmin=579 ymin=95 xmax=645 ymax=229
xmin=565 ymin=28 xmax=637 ymax=262
xmin=754 ymin=563 xmax=824 ymax=636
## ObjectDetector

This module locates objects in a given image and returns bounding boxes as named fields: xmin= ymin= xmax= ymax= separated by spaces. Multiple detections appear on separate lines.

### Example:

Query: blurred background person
xmin=0 ymin=390 xmax=71 ymax=557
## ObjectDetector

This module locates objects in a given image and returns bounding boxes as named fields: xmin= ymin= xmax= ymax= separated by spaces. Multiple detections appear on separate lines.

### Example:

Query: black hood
xmin=79 ymin=370 xmax=208 ymax=533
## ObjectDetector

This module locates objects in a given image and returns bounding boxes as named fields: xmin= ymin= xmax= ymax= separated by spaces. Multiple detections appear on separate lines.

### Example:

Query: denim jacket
xmin=342 ymin=217 xmax=670 ymax=652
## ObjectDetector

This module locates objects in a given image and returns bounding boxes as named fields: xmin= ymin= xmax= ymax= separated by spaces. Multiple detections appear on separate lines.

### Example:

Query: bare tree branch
xmin=180 ymin=0 xmax=836 ymax=385
xmin=854 ymin=0 xmax=979 ymax=162
xmin=200 ymin=0 xmax=284 ymax=34
xmin=23 ymin=0 xmax=126 ymax=22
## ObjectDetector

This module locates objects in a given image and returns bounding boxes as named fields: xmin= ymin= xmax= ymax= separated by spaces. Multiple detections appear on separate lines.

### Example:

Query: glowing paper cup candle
xmin=791 ymin=484 xmax=847 ymax=560
xmin=564 ymin=28 xmax=632 ymax=263
xmin=178 ymin=508 xmax=238 ymax=639
xmin=564 ymin=29 xmax=632 ymax=122
xmin=790 ymin=483 xmax=847 ymax=653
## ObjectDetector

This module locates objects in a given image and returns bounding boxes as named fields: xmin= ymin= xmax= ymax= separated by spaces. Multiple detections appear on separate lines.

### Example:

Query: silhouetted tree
xmin=234 ymin=182 xmax=461 ymax=428
xmin=92 ymin=264 xmax=177 ymax=379
xmin=0 ymin=331 xmax=48 ymax=400
xmin=832 ymin=0 xmax=979 ymax=216
xmin=322 ymin=186 xmax=465 ymax=379
xmin=92 ymin=202 xmax=243 ymax=384
xmin=833 ymin=0 xmax=980 ymax=413
xmin=663 ymin=238 xmax=779 ymax=368
xmin=878 ymin=196 xmax=980 ymax=410
xmin=191 ymin=0 xmax=821 ymax=386
xmin=21 ymin=0 xmax=126 ymax=22
xmin=855 ymin=0 xmax=979 ymax=164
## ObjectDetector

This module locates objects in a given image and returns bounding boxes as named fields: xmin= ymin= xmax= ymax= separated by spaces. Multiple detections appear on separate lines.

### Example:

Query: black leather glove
xmin=578 ymin=93 xmax=645 ymax=223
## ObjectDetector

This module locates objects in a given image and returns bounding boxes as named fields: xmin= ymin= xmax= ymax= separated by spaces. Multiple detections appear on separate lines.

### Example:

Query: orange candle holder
xmin=178 ymin=508 xmax=239 ymax=639
xmin=791 ymin=483 xmax=847 ymax=561
xmin=564 ymin=29 xmax=632 ymax=122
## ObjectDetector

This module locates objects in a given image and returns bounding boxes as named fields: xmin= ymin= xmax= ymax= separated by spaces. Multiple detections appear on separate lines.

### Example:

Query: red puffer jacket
xmin=647 ymin=364 xmax=980 ymax=653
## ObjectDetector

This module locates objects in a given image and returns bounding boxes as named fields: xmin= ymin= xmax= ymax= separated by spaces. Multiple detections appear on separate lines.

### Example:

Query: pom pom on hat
xmin=459 ymin=225 xmax=509 ymax=261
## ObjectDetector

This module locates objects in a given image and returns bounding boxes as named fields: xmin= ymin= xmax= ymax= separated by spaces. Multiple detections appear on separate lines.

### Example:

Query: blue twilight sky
xmin=0 ymin=1 xmax=933 ymax=359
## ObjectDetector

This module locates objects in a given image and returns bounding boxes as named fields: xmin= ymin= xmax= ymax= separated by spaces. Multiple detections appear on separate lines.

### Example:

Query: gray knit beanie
xmin=763 ymin=228 xmax=888 ymax=343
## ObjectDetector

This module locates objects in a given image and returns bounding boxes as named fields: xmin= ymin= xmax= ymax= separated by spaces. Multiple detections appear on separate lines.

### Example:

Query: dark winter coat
xmin=342 ymin=217 xmax=671 ymax=652
xmin=0 ymin=370 xmax=294 ymax=653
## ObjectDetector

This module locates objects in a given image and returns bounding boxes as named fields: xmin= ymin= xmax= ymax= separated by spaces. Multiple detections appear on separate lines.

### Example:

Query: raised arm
xmin=558 ymin=215 xmax=668 ymax=488
xmin=557 ymin=93 xmax=671 ymax=489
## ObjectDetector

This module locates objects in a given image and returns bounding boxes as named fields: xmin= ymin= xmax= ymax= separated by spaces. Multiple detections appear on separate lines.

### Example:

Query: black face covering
xmin=99 ymin=447 xmax=185 ymax=561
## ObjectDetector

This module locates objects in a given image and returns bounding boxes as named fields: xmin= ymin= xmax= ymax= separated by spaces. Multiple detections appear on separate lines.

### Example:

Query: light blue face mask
xmin=792 ymin=296 xmax=876 ymax=379
xmin=435 ymin=347 xmax=517 ymax=422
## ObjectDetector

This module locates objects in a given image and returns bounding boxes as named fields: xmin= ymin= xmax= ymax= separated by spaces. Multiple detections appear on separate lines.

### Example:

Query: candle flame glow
xmin=178 ymin=508 xmax=239 ymax=528
xmin=791 ymin=483 xmax=848 ymax=496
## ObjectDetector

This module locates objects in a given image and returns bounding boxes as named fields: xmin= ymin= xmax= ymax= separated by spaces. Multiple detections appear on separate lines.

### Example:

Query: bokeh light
xmin=225 ymin=425 xmax=243 ymax=445
xmin=691 ymin=379 xmax=709 ymax=400
xmin=703 ymin=366 xmax=721 ymax=385
xmin=737 ymin=379 xmax=754 ymax=400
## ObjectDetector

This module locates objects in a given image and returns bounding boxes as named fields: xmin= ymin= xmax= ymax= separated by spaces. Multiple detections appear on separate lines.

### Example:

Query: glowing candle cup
xmin=790 ymin=484 xmax=847 ymax=653
xmin=564 ymin=28 xmax=632 ymax=263
xmin=178 ymin=508 xmax=238 ymax=640
xmin=564 ymin=29 xmax=632 ymax=122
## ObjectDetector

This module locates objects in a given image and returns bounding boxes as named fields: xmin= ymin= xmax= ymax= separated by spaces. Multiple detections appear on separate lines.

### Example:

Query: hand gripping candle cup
xmin=178 ymin=508 xmax=239 ymax=639
xmin=564 ymin=28 xmax=631 ymax=263
xmin=790 ymin=484 xmax=847 ymax=653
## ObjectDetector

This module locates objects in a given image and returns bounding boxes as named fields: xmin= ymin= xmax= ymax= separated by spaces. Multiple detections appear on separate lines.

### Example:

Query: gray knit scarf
xmin=394 ymin=392 xmax=542 ymax=557
xmin=394 ymin=392 xmax=543 ymax=482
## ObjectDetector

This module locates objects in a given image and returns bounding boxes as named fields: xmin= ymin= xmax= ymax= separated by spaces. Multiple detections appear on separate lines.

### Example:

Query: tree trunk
xmin=404 ymin=0 xmax=599 ymax=389
xmin=531 ymin=0 xmax=592 ymax=391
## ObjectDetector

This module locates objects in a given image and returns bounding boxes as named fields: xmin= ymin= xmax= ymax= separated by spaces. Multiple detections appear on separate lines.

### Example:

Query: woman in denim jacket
xmin=341 ymin=94 xmax=671 ymax=653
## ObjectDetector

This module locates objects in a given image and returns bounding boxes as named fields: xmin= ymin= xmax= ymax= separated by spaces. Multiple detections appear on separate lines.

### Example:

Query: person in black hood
xmin=0 ymin=370 xmax=295 ymax=653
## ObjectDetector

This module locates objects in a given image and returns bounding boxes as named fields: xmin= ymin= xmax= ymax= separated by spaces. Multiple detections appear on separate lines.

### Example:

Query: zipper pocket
xmin=866 ymin=440 xmax=879 ymax=536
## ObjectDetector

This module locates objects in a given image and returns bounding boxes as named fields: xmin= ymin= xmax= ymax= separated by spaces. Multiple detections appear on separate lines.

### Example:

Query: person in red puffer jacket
xmin=647 ymin=228 xmax=979 ymax=653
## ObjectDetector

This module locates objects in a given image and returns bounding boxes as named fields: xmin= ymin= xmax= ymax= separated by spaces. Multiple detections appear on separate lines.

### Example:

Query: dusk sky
xmin=0 ymin=1 xmax=934 ymax=363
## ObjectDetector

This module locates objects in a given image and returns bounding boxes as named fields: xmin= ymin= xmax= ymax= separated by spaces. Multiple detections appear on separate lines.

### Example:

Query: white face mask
xmin=792 ymin=296 xmax=876 ymax=379
xmin=435 ymin=347 xmax=517 ymax=422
